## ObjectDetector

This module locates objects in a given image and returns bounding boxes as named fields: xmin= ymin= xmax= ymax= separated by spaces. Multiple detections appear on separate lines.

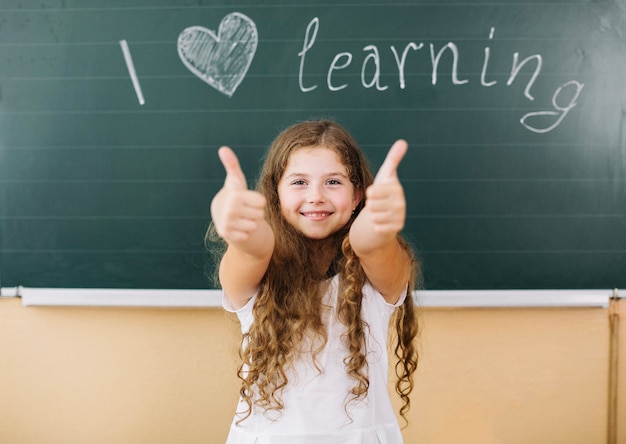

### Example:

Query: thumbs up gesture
xmin=365 ymin=139 xmax=408 ymax=236
xmin=210 ymin=147 xmax=268 ymax=246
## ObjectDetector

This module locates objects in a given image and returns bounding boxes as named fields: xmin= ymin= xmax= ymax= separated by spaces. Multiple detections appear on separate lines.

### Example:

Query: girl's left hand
xmin=364 ymin=140 xmax=408 ymax=237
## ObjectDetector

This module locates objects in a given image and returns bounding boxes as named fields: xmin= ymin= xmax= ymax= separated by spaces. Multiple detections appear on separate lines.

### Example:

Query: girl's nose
xmin=306 ymin=184 xmax=325 ymax=203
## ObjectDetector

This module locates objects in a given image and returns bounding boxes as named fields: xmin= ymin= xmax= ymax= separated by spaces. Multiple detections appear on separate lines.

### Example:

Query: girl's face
xmin=278 ymin=146 xmax=361 ymax=240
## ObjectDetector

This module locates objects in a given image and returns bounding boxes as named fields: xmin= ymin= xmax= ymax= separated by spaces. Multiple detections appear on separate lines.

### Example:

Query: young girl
xmin=209 ymin=120 xmax=420 ymax=443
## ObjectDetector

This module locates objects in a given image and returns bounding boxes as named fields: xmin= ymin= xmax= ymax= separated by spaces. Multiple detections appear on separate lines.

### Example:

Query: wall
xmin=1 ymin=296 xmax=624 ymax=443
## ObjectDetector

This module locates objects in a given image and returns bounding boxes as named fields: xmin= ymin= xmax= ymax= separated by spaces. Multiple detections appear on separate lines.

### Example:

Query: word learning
xmin=298 ymin=17 xmax=584 ymax=134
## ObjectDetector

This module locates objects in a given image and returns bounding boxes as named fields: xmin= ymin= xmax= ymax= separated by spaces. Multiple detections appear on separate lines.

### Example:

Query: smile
xmin=301 ymin=211 xmax=332 ymax=218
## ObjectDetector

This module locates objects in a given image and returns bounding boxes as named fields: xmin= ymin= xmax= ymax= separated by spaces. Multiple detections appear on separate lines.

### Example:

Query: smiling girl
xmin=209 ymin=119 xmax=420 ymax=443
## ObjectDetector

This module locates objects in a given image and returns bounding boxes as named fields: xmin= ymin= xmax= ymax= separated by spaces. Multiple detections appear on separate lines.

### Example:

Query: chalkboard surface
xmin=1 ymin=0 xmax=625 ymax=290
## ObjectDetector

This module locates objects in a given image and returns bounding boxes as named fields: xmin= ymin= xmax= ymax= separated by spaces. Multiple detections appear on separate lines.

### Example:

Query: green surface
xmin=1 ymin=0 xmax=625 ymax=290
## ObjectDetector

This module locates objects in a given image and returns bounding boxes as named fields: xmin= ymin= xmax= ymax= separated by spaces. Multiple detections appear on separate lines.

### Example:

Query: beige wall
xmin=1 ymin=297 xmax=624 ymax=443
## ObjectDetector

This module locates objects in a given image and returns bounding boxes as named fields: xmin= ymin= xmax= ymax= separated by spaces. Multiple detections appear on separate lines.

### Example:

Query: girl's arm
xmin=211 ymin=147 xmax=275 ymax=309
xmin=349 ymin=140 xmax=411 ymax=304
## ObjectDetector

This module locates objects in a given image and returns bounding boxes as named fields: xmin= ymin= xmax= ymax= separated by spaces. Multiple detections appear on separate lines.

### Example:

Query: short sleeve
xmin=363 ymin=281 xmax=408 ymax=309
xmin=222 ymin=291 xmax=257 ymax=334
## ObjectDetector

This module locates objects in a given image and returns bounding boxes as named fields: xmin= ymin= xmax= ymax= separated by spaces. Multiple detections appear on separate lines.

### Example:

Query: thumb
xmin=218 ymin=146 xmax=248 ymax=190
xmin=373 ymin=139 xmax=408 ymax=184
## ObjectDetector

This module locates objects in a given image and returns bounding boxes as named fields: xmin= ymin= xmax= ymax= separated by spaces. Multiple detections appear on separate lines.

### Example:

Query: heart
xmin=177 ymin=12 xmax=258 ymax=97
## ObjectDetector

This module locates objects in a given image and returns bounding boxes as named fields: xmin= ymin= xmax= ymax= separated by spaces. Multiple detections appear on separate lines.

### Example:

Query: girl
xmin=209 ymin=120 xmax=420 ymax=443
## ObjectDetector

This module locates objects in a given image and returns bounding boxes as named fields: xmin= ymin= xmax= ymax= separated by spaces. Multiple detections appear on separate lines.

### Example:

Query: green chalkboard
xmin=1 ymin=0 xmax=625 ymax=290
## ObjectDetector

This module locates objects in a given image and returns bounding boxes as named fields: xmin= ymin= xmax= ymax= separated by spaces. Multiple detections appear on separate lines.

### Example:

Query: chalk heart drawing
xmin=177 ymin=12 xmax=258 ymax=97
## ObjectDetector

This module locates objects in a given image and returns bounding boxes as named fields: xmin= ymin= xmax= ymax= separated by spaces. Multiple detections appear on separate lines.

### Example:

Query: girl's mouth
xmin=301 ymin=211 xmax=332 ymax=219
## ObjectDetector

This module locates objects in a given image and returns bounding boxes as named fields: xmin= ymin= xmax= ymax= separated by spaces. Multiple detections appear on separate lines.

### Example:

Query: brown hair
xmin=212 ymin=119 xmax=420 ymax=424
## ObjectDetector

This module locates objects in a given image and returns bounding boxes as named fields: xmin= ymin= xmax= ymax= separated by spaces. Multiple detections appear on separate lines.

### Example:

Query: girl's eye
xmin=327 ymin=179 xmax=341 ymax=185
xmin=291 ymin=179 xmax=307 ymax=185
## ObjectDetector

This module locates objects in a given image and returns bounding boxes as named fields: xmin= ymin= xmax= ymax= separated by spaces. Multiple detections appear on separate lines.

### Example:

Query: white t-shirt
xmin=222 ymin=275 xmax=406 ymax=444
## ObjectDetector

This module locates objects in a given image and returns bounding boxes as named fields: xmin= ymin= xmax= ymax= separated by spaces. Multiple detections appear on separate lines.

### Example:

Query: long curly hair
xmin=210 ymin=119 xmax=420 ymax=425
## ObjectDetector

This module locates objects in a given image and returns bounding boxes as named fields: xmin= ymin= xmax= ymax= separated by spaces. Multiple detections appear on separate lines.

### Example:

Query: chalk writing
xmin=298 ymin=17 xmax=584 ymax=133
xmin=177 ymin=12 xmax=258 ymax=97
xmin=158 ymin=13 xmax=587 ymax=133
xmin=520 ymin=80 xmax=584 ymax=134
xmin=119 ymin=39 xmax=145 ymax=105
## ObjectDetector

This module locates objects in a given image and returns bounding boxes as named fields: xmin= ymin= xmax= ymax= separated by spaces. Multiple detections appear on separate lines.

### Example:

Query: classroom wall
xmin=1 ymin=296 xmax=624 ymax=444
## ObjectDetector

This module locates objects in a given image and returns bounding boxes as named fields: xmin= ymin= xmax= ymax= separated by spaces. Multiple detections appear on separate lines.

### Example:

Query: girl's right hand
xmin=210 ymin=146 xmax=268 ymax=247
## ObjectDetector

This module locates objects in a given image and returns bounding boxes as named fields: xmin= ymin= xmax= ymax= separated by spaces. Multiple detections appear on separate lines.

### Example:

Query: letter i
xmin=481 ymin=27 xmax=497 ymax=87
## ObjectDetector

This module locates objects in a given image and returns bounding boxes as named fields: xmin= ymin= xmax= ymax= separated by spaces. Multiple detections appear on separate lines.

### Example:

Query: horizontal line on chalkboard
xmin=0 ymin=106 xmax=607 ymax=115
xmin=0 ymin=144 xmax=228 ymax=150
xmin=0 ymin=35 xmax=607 ymax=47
xmin=0 ymin=142 xmax=601 ymax=150
xmin=0 ymin=216 xmax=210 ymax=220
xmin=0 ymin=249 xmax=204 ymax=254
xmin=1 ymin=214 xmax=624 ymax=221
xmin=0 ymin=71 xmax=591 ymax=80
xmin=1 ymin=178 xmax=623 ymax=184
xmin=0 ymin=3 xmax=604 ymax=13
xmin=408 ymin=178 xmax=626 ymax=183
xmin=423 ymin=250 xmax=626 ymax=254
xmin=2 ymin=249 xmax=624 ymax=255
xmin=410 ymin=214 xmax=626 ymax=219
xmin=0 ymin=179 xmax=220 ymax=184
xmin=0 ymin=145 xmax=600 ymax=153
xmin=0 ymin=42 xmax=118 ymax=47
